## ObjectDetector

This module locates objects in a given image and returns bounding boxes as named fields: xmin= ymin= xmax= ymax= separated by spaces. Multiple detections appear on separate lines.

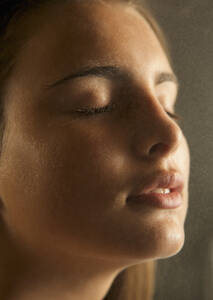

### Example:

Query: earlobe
xmin=0 ymin=196 xmax=4 ymax=212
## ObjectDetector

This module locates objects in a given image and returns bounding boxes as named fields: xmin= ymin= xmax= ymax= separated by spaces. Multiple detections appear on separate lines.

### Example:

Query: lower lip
xmin=126 ymin=190 xmax=182 ymax=209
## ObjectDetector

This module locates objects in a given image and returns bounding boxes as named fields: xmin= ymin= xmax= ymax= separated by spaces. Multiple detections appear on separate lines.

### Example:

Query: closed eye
xmin=166 ymin=111 xmax=182 ymax=124
xmin=74 ymin=103 xmax=182 ymax=123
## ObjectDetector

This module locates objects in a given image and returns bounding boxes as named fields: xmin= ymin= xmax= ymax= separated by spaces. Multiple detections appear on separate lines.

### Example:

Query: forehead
xmin=13 ymin=1 xmax=172 ymax=89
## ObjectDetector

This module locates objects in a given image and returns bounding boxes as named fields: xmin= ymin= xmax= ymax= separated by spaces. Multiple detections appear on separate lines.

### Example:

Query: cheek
xmin=0 ymin=119 xmax=121 ymax=237
xmin=0 ymin=129 xmax=107 ymax=259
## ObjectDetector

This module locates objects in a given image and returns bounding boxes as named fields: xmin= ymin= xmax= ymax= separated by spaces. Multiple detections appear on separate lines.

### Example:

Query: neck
xmin=0 ymin=249 xmax=124 ymax=300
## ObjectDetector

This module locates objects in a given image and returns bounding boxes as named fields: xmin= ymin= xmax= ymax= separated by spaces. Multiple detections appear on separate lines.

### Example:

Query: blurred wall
xmin=146 ymin=1 xmax=213 ymax=299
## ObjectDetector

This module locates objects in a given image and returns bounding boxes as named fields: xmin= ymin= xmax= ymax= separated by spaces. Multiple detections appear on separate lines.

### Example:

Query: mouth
xmin=127 ymin=171 xmax=184 ymax=209
xmin=127 ymin=189 xmax=183 ymax=209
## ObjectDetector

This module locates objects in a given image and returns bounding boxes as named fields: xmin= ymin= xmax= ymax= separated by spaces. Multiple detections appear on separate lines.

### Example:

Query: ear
xmin=0 ymin=191 xmax=6 ymax=219
xmin=0 ymin=196 xmax=4 ymax=212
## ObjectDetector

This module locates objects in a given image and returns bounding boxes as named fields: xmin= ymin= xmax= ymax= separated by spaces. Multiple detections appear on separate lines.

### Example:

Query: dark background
xmin=146 ymin=1 xmax=213 ymax=299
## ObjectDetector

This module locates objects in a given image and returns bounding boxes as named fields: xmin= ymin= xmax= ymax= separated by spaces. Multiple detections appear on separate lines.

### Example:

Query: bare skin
xmin=0 ymin=1 xmax=190 ymax=299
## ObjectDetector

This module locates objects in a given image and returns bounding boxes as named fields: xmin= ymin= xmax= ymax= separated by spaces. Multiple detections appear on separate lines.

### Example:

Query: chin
xmin=111 ymin=232 xmax=185 ymax=269
xmin=126 ymin=223 xmax=186 ymax=263
xmin=151 ymin=227 xmax=186 ymax=260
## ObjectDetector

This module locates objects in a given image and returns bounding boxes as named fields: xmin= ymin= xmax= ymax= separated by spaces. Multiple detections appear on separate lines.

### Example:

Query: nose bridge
xmin=131 ymin=90 xmax=183 ymax=159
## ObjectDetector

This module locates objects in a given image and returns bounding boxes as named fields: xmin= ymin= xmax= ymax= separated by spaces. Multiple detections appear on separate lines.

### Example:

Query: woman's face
xmin=0 ymin=1 xmax=190 ymax=267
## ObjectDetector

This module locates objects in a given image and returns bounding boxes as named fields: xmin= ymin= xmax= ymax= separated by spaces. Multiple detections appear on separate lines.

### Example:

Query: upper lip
xmin=129 ymin=170 xmax=184 ymax=197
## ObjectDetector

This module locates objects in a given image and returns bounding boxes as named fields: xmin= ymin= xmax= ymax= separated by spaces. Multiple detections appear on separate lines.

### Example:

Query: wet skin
xmin=0 ymin=1 xmax=190 ymax=299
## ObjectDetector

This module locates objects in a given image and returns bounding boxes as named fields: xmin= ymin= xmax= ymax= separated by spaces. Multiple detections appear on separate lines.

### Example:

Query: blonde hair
xmin=0 ymin=1 xmax=172 ymax=299
xmin=104 ymin=261 xmax=157 ymax=300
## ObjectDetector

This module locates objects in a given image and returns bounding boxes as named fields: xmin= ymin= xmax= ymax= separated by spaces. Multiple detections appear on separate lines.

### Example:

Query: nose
xmin=131 ymin=96 xmax=183 ymax=160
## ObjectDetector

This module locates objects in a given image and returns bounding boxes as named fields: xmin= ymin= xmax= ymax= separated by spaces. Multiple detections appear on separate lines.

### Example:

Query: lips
xmin=128 ymin=171 xmax=184 ymax=198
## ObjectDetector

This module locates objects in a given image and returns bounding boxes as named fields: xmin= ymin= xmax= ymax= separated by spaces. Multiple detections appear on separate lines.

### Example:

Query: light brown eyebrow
xmin=155 ymin=72 xmax=179 ymax=90
xmin=43 ymin=65 xmax=128 ymax=89
xmin=43 ymin=65 xmax=179 ymax=90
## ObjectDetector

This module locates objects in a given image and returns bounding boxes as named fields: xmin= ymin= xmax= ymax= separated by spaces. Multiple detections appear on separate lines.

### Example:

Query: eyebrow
xmin=44 ymin=65 xmax=179 ymax=89
xmin=156 ymin=72 xmax=179 ymax=88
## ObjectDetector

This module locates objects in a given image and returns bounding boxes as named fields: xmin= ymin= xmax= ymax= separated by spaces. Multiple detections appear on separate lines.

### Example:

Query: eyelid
xmin=166 ymin=111 xmax=183 ymax=124
xmin=74 ymin=102 xmax=183 ymax=124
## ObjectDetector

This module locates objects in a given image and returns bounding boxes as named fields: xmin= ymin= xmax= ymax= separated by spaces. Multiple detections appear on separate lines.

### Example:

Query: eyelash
xmin=75 ymin=104 xmax=182 ymax=123
xmin=75 ymin=103 xmax=115 ymax=115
